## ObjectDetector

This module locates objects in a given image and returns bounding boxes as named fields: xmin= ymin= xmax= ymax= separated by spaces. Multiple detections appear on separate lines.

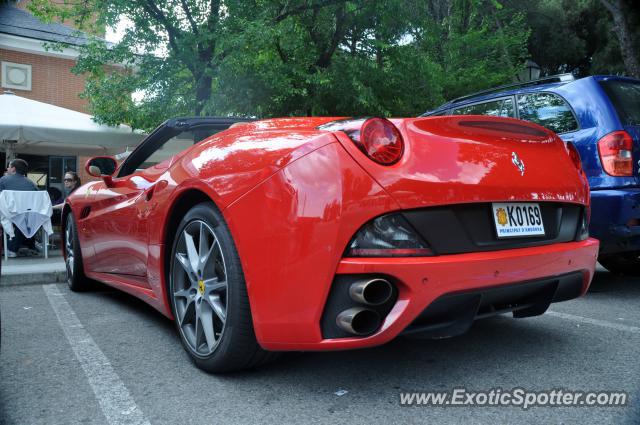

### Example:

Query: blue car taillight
xmin=345 ymin=213 xmax=433 ymax=257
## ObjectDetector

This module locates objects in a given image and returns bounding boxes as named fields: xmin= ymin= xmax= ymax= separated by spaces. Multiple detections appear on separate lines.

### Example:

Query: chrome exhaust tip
xmin=336 ymin=307 xmax=381 ymax=335
xmin=349 ymin=278 xmax=393 ymax=306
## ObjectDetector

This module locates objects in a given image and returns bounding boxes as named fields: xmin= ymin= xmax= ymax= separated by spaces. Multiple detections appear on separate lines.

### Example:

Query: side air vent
xmin=79 ymin=206 xmax=91 ymax=219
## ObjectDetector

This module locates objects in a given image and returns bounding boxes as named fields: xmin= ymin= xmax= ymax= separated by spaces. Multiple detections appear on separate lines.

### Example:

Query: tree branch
xmin=315 ymin=3 xmax=348 ymax=68
xmin=180 ymin=0 xmax=199 ymax=35
xmin=140 ymin=1 xmax=195 ymax=74
xmin=598 ymin=0 xmax=616 ymax=14
xmin=274 ymin=0 xmax=349 ymax=23
xmin=141 ymin=2 xmax=179 ymax=49
xmin=275 ymin=39 xmax=289 ymax=63
xmin=207 ymin=0 xmax=221 ymax=32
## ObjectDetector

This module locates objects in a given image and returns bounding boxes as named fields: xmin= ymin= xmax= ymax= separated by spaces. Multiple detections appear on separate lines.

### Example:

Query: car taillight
xmin=598 ymin=131 xmax=633 ymax=176
xmin=345 ymin=213 xmax=433 ymax=257
xmin=352 ymin=118 xmax=404 ymax=165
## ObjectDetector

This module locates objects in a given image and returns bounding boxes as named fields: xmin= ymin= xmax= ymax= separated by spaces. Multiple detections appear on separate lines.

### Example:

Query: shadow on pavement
xmin=589 ymin=267 xmax=640 ymax=296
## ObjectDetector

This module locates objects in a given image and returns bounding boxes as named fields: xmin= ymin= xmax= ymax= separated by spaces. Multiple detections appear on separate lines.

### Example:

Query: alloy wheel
xmin=171 ymin=220 xmax=228 ymax=356
xmin=65 ymin=219 xmax=74 ymax=279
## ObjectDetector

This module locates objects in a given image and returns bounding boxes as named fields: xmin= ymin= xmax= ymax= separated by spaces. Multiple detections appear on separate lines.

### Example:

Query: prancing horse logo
xmin=512 ymin=152 xmax=525 ymax=176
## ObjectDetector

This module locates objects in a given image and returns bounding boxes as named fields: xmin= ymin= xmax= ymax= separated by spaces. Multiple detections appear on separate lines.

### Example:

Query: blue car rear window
xmin=516 ymin=93 xmax=578 ymax=134
xmin=452 ymin=98 xmax=516 ymax=117
xmin=599 ymin=80 xmax=640 ymax=126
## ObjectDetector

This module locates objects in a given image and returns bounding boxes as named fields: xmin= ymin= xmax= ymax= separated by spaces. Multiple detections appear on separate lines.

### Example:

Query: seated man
xmin=0 ymin=159 xmax=38 ymax=257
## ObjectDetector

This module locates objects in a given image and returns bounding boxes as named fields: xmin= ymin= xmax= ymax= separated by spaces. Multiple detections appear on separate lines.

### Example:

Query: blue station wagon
xmin=422 ymin=74 xmax=640 ymax=275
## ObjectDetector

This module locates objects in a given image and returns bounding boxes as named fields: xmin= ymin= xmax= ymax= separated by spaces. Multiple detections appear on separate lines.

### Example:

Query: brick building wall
xmin=0 ymin=48 xmax=88 ymax=113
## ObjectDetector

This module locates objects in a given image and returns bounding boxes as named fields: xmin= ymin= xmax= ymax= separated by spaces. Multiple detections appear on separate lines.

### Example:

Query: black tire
xmin=168 ymin=202 xmax=279 ymax=373
xmin=64 ymin=213 xmax=91 ymax=291
xmin=599 ymin=253 xmax=640 ymax=276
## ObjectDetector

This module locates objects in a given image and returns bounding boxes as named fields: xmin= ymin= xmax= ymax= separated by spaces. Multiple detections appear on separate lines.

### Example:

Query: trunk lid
xmin=333 ymin=116 xmax=588 ymax=210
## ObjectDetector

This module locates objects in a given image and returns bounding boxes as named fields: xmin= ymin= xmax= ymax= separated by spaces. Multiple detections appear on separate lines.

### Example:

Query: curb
xmin=0 ymin=271 xmax=67 ymax=286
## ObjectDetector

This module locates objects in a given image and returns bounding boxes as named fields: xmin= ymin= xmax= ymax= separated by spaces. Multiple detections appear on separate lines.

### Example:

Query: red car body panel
xmin=65 ymin=115 xmax=599 ymax=351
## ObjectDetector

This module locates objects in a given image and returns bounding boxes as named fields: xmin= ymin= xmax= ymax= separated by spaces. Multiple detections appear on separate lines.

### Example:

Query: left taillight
xmin=348 ymin=117 xmax=404 ymax=165
xmin=345 ymin=213 xmax=433 ymax=257
xmin=598 ymin=131 xmax=633 ymax=176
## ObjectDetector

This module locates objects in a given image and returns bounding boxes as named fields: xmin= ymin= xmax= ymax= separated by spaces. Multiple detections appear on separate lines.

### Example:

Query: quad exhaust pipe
xmin=349 ymin=278 xmax=393 ymax=306
xmin=336 ymin=307 xmax=381 ymax=336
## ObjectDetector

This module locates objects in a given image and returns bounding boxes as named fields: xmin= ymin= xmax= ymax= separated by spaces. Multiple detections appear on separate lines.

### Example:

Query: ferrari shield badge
xmin=512 ymin=152 xmax=525 ymax=176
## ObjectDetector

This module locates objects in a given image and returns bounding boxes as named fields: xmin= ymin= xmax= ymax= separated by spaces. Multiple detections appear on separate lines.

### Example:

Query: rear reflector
xmin=348 ymin=248 xmax=434 ymax=257
xmin=598 ymin=131 xmax=633 ymax=176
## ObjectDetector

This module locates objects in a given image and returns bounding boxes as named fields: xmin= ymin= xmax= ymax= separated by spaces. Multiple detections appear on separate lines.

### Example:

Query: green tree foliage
xmin=35 ymin=0 xmax=630 ymax=130
xmin=509 ymin=0 xmax=639 ymax=77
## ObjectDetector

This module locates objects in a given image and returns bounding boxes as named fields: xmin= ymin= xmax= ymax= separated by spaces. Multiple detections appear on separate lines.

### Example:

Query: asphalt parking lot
xmin=0 ymin=266 xmax=638 ymax=425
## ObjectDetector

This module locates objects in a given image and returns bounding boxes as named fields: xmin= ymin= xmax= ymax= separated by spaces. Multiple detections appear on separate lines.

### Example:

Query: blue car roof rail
xmin=443 ymin=73 xmax=576 ymax=106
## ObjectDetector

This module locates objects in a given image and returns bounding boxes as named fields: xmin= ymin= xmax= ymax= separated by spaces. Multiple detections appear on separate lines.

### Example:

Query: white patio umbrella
xmin=0 ymin=92 xmax=145 ymax=157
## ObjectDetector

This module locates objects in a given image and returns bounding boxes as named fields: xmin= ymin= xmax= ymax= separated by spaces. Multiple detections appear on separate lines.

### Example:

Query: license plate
xmin=492 ymin=203 xmax=545 ymax=238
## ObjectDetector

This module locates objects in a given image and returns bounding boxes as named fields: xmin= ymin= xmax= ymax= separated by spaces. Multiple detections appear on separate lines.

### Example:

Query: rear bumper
xmin=261 ymin=238 xmax=599 ymax=351
xmin=590 ymin=189 xmax=640 ymax=255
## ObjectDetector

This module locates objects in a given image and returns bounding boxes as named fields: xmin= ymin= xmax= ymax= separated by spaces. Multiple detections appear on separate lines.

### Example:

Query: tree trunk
xmin=601 ymin=0 xmax=640 ymax=77
xmin=374 ymin=26 xmax=383 ymax=69
xmin=194 ymin=74 xmax=213 ymax=116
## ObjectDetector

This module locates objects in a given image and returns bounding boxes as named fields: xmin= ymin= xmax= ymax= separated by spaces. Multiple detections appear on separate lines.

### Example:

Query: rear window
xmin=516 ymin=93 xmax=578 ymax=134
xmin=452 ymin=98 xmax=515 ymax=117
xmin=599 ymin=80 xmax=640 ymax=126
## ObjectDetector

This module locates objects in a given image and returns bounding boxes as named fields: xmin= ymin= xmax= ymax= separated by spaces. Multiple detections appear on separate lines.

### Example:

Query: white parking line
xmin=546 ymin=310 xmax=640 ymax=333
xmin=44 ymin=285 xmax=151 ymax=425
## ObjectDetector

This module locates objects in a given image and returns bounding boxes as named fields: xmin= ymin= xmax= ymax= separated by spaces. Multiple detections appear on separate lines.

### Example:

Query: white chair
xmin=0 ymin=190 xmax=53 ymax=260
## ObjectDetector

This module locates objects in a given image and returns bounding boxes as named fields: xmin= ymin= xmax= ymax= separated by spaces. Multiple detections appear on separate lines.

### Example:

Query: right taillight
xmin=598 ymin=131 xmax=633 ymax=176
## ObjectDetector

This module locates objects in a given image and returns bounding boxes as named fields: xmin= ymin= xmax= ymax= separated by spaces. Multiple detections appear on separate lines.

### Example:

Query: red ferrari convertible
xmin=63 ymin=116 xmax=599 ymax=372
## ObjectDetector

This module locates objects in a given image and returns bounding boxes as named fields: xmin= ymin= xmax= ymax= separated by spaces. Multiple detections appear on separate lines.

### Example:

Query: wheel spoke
xmin=207 ymin=294 xmax=226 ymax=323
xmin=65 ymin=221 xmax=75 ymax=279
xmin=201 ymin=239 xmax=218 ymax=271
xmin=174 ymin=287 xmax=192 ymax=299
xmin=184 ymin=231 xmax=200 ymax=276
xmin=194 ymin=301 xmax=206 ymax=352
xmin=67 ymin=257 xmax=74 ymax=274
xmin=178 ymin=297 xmax=195 ymax=325
xmin=175 ymin=253 xmax=197 ymax=286
xmin=199 ymin=304 xmax=217 ymax=351
xmin=198 ymin=222 xmax=209 ymax=265
xmin=204 ymin=277 xmax=226 ymax=293
xmin=65 ymin=226 xmax=73 ymax=257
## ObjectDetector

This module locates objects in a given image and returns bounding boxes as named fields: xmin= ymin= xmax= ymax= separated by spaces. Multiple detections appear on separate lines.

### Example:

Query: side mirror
xmin=86 ymin=156 xmax=117 ymax=186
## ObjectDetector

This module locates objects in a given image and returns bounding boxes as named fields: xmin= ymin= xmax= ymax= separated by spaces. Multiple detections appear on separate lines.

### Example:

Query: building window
xmin=1 ymin=61 xmax=32 ymax=91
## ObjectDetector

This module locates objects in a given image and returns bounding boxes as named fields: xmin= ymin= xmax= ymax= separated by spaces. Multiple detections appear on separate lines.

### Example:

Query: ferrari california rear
xmin=63 ymin=115 xmax=599 ymax=373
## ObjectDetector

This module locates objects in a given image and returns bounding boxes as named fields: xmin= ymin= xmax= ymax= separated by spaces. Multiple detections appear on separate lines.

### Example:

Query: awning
xmin=0 ymin=92 xmax=145 ymax=156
